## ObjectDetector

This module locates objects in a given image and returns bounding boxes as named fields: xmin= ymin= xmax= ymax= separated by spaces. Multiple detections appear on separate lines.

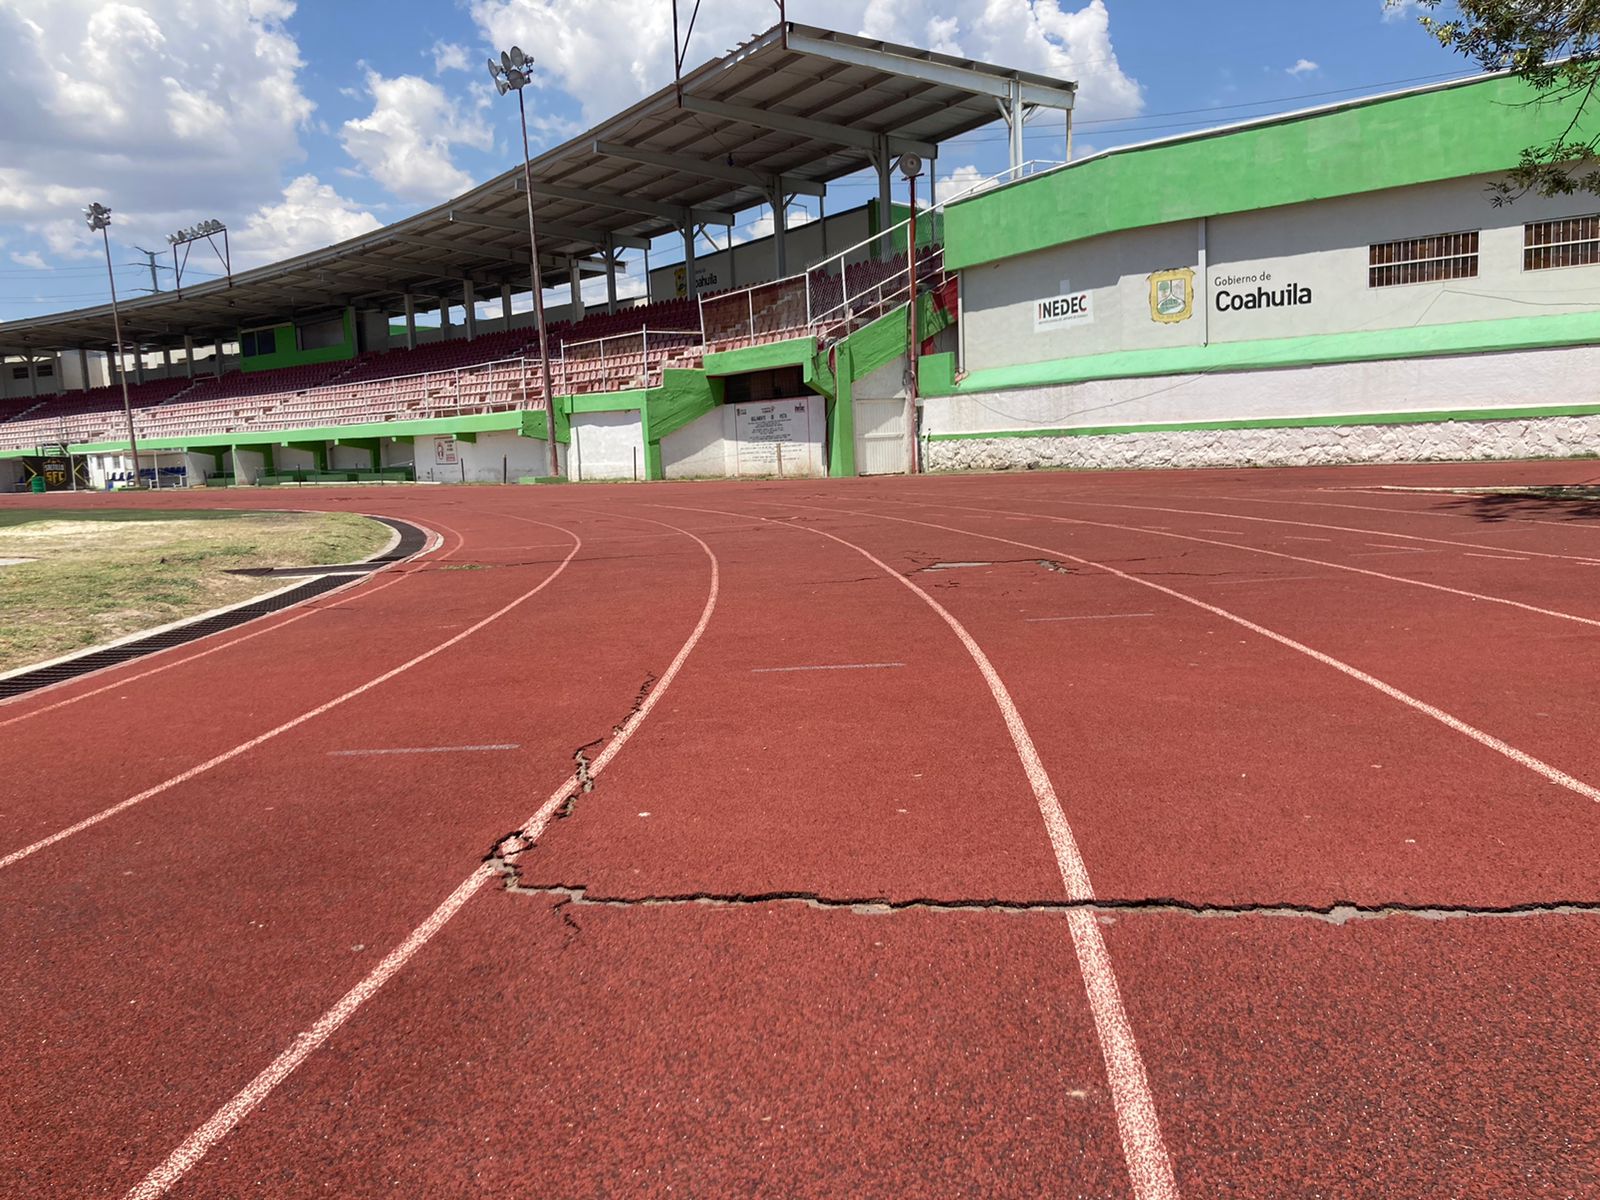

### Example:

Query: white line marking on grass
xmin=121 ymin=516 xmax=721 ymax=1200
xmin=0 ymin=521 xmax=561 ymax=872
xmin=0 ymin=519 xmax=455 ymax=727
xmin=1026 ymin=613 xmax=1155 ymax=622
xmin=658 ymin=501 xmax=1180 ymax=1200
xmin=818 ymin=501 xmax=1600 ymax=808
xmin=751 ymin=662 xmax=905 ymax=673
xmin=886 ymin=497 xmax=1600 ymax=630
xmin=328 ymin=744 xmax=520 ymax=756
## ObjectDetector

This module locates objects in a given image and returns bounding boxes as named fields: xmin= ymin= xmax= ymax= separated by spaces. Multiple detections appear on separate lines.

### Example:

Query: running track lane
xmin=764 ymin=500 xmax=1600 ymax=907
xmin=654 ymin=502 xmax=1178 ymax=1199
xmin=131 ymin=500 xmax=1174 ymax=1200
xmin=1 ymin=513 xmax=706 ymax=1197
xmin=87 ymin=512 xmax=722 ymax=1200
xmin=0 ymin=519 xmax=579 ymax=870
xmin=871 ymin=492 xmax=1600 ymax=797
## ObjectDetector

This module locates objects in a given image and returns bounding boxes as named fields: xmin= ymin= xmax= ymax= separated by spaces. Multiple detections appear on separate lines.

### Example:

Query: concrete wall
xmin=0 ymin=459 xmax=22 ymax=491
xmin=571 ymin=410 xmax=646 ymax=481
xmin=923 ymin=344 xmax=1600 ymax=471
xmin=648 ymin=206 xmax=874 ymax=302
xmin=960 ymin=173 xmax=1600 ymax=375
xmin=660 ymin=396 xmax=826 ymax=479
xmin=414 ymin=430 xmax=562 ymax=483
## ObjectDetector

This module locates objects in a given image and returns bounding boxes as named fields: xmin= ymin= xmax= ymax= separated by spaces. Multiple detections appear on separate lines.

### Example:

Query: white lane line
xmin=122 ymin=516 xmax=720 ymax=1200
xmin=820 ymin=502 xmax=1600 ymax=808
xmin=751 ymin=662 xmax=905 ymax=673
xmin=1197 ymin=528 xmax=1247 ymax=536
xmin=1027 ymin=613 xmax=1155 ymax=622
xmin=659 ymin=502 xmax=1179 ymax=1200
xmin=1362 ymin=543 xmax=1430 ymax=553
xmin=0 ymin=519 xmax=459 ymax=729
xmin=1198 ymin=576 xmax=1330 ymax=586
xmin=1463 ymin=553 xmax=1529 ymax=562
xmin=328 ymin=744 xmax=520 ymax=756
xmin=885 ymin=498 xmax=1600 ymax=631
xmin=1214 ymin=493 xmax=1600 ymax=541
xmin=0 ymin=520 xmax=569 ymax=873
xmin=1018 ymin=497 xmax=1600 ymax=565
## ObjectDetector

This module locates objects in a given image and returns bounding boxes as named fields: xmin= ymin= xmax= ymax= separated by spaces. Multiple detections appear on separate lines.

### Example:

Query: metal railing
xmin=696 ymin=160 xmax=1064 ymax=351
xmin=555 ymin=327 xmax=703 ymax=395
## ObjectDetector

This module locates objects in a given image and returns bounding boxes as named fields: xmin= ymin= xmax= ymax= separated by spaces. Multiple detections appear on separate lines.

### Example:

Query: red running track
xmin=3 ymin=462 xmax=1598 ymax=1198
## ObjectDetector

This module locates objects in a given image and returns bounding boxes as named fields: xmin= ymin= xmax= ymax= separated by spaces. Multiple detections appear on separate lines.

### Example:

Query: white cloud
xmin=341 ymin=71 xmax=495 ymax=202
xmin=0 ymin=0 xmax=316 ymax=262
xmin=432 ymin=40 xmax=471 ymax=73
xmin=1382 ymin=0 xmax=1424 ymax=23
xmin=735 ymin=205 xmax=818 ymax=245
xmin=9 ymin=251 xmax=48 ymax=270
xmin=469 ymin=0 xmax=1141 ymax=126
xmin=1287 ymin=58 xmax=1319 ymax=77
xmin=230 ymin=175 xmax=381 ymax=268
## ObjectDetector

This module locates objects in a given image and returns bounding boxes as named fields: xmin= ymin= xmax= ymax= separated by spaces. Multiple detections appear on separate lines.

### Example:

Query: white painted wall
xmin=961 ymin=172 xmax=1600 ymax=374
xmin=660 ymin=396 xmax=826 ymax=479
xmin=414 ymin=430 xmax=562 ymax=483
xmin=571 ymin=410 xmax=645 ymax=481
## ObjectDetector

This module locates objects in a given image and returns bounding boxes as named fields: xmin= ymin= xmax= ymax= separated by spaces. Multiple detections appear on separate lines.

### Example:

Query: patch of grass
xmin=0 ymin=510 xmax=390 ymax=672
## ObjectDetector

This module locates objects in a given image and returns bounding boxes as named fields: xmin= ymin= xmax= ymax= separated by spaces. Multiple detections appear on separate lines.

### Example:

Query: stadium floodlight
xmin=489 ymin=44 xmax=561 ymax=477
xmin=84 ymin=201 xmax=143 ymax=488
xmin=166 ymin=217 xmax=231 ymax=298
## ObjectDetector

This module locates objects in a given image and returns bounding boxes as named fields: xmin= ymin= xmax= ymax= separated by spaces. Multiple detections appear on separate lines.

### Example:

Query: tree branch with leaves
xmin=1400 ymin=0 xmax=1600 ymax=199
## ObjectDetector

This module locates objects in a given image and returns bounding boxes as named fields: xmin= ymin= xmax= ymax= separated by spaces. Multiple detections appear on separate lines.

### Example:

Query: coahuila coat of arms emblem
xmin=1148 ymin=267 xmax=1196 ymax=323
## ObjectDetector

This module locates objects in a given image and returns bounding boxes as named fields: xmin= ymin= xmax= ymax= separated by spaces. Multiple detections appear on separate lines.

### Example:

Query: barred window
xmin=1524 ymin=216 xmax=1600 ymax=270
xmin=1368 ymin=231 xmax=1479 ymax=288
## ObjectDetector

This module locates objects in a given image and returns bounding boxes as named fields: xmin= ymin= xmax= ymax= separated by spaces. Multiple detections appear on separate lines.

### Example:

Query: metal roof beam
xmin=592 ymin=141 xmax=827 ymax=197
xmin=784 ymin=29 xmax=1076 ymax=110
xmin=512 ymin=179 xmax=736 ymax=226
xmin=446 ymin=210 xmax=650 ymax=251
xmin=678 ymin=95 xmax=937 ymax=159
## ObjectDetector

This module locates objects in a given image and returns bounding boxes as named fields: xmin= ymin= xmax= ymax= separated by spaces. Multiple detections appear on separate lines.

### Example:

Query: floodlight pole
xmin=96 ymin=221 xmax=143 ymax=488
xmin=515 ymin=88 xmax=561 ymax=477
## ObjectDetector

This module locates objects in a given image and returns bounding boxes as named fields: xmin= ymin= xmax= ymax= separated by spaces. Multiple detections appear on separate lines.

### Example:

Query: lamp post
xmin=166 ymin=218 xmax=231 ymax=299
xmin=85 ymin=202 xmax=142 ymax=488
xmin=489 ymin=46 xmax=562 ymax=478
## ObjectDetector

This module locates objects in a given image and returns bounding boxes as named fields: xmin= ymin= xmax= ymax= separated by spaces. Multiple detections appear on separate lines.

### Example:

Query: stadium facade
xmin=1 ymin=29 xmax=1596 ymax=490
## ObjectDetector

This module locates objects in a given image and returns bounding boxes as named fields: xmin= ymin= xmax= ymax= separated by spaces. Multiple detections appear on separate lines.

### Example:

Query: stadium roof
xmin=0 ymin=21 xmax=1075 ymax=358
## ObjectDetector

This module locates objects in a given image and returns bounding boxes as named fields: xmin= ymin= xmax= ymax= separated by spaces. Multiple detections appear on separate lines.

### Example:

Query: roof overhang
xmin=0 ymin=21 xmax=1074 ymax=356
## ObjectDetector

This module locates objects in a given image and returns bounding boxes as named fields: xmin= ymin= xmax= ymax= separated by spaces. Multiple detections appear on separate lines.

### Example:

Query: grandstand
xmin=4 ymin=20 xmax=1599 ymax=491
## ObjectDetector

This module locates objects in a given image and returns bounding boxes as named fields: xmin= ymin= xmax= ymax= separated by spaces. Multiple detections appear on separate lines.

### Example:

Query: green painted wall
xmin=829 ymin=306 xmax=915 ymax=478
xmin=702 ymin=337 xmax=818 ymax=377
xmin=240 ymin=309 xmax=357 ymax=373
xmin=918 ymin=307 xmax=1600 ymax=399
xmin=944 ymin=74 xmax=1590 ymax=270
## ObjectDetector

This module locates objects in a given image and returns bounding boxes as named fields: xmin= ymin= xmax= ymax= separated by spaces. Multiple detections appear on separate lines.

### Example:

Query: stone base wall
xmin=925 ymin=414 xmax=1600 ymax=473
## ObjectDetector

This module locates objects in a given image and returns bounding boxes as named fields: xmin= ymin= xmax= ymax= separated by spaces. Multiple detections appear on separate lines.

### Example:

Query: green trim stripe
xmin=920 ymin=309 xmax=1600 ymax=398
xmin=928 ymin=401 xmax=1600 ymax=441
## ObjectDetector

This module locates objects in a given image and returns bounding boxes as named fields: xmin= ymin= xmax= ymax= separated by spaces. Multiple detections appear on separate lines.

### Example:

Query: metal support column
xmin=604 ymin=235 xmax=618 ymax=315
xmin=682 ymin=222 xmax=698 ymax=300
xmin=77 ymin=347 xmax=91 ymax=392
xmin=403 ymin=293 xmax=417 ymax=349
xmin=770 ymin=186 xmax=788 ymax=277
xmin=461 ymin=279 xmax=478 ymax=340
xmin=568 ymin=256 xmax=585 ymax=322
xmin=182 ymin=335 xmax=195 ymax=379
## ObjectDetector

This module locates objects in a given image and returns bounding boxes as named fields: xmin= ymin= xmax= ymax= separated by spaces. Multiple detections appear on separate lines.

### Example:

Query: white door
xmin=854 ymin=396 xmax=907 ymax=475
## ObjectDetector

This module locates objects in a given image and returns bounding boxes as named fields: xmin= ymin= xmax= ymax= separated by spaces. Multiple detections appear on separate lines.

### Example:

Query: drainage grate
xmin=0 ymin=516 xmax=428 ymax=702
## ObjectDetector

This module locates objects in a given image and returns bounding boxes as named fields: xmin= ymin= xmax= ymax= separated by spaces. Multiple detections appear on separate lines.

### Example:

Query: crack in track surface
xmin=502 ymin=885 xmax=1600 ymax=925
xmin=482 ymin=672 xmax=659 ymax=890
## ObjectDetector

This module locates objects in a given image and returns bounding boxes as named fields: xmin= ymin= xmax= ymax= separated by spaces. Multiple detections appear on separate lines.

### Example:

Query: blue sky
xmin=0 ymin=0 xmax=1465 ymax=323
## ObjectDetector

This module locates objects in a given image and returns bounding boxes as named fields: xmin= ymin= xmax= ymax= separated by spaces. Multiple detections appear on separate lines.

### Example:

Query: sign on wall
xmin=1148 ymin=268 xmax=1195 ymax=323
xmin=732 ymin=398 xmax=822 ymax=477
xmin=1212 ymin=269 xmax=1313 ymax=312
xmin=1034 ymin=289 xmax=1094 ymax=331
xmin=433 ymin=436 xmax=459 ymax=465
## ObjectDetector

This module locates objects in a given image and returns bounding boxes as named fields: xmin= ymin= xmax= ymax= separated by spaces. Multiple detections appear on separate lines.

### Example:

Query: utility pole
xmin=130 ymin=247 xmax=166 ymax=294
